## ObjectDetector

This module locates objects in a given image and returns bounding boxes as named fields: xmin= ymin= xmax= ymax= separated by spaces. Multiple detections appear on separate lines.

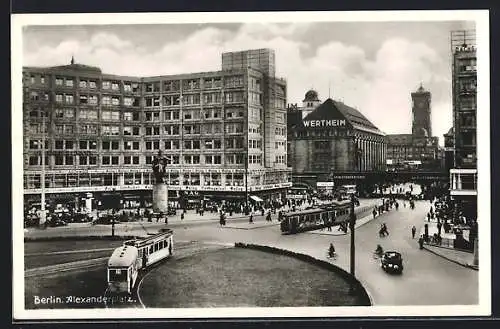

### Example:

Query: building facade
xmin=22 ymin=49 xmax=291 ymax=208
xmin=287 ymin=91 xmax=386 ymax=191
xmin=449 ymin=30 xmax=477 ymax=223
xmin=386 ymin=85 xmax=441 ymax=171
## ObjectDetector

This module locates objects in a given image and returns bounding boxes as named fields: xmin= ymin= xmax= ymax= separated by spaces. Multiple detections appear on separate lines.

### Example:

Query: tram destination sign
xmin=303 ymin=119 xmax=346 ymax=128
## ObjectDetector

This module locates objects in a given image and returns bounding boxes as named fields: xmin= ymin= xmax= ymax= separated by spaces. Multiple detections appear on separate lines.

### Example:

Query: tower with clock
xmin=411 ymin=83 xmax=432 ymax=138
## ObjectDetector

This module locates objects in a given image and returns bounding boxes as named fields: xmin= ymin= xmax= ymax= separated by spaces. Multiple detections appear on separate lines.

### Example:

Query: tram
xmin=107 ymin=229 xmax=174 ymax=294
xmin=280 ymin=200 xmax=358 ymax=234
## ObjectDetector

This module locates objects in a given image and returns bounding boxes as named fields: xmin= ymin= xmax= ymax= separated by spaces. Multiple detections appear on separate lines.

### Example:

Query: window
xmin=111 ymin=82 xmax=120 ymax=90
xmin=65 ymin=79 xmax=74 ymax=87
xmin=65 ymin=94 xmax=74 ymax=104
xmin=41 ymin=76 xmax=45 ymax=84
xmin=124 ymin=83 xmax=132 ymax=92
xmin=203 ymin=92 xmax=221 ymax=104
xmin=124 ymin=97 xmax=134 ymax=106
xmin=124 ymin=141 xmax=139 ymax=150
xmin=55 ymin=94 xmax=63 ymax=103
xmin=111 ymin=97 xmax=120 ymax=106
xmin=102 ymin=156 xmax=111 ymax=165
xmin=102 ymin=125 xmax=120 ymax=136
xmin=89 ymin=95 xmax=98 ymax=105
xmin=65 ymin=155 xmax=74 ymax=165
xmin=101 ymin=96 xmax=111 ymax=106
xmin=224 ymin=75 xmax=244 ymax=88
xmin=55 ymin=156 xmax=64 ymax=165
xmin=123 ymin=112 xmax=133 ymax=121
xmin=145 ymin=126 xmax=160 ymax=136
xmin=80 ymin=124 xmax=98 ymax=135
xmin=102 ymin=111 xmax=120 ymax=121
xmin=102 ymin=81 xmax=111 ymax=89
xmin=89 ymin=81 xmax=97 ymax=89
xmin=55 ymin=78 xmax=63 ymax=86
xmin=79 ymin=109 xmax=98 ymax=120
xmin=184 ymin=124 xmax=200 ymax=135
xmin=79 ymin=80 xmax=87 ymax=88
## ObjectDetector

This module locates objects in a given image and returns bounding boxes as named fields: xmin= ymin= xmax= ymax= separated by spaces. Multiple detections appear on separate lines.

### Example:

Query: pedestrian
xmin=437 ymin=222 xmax=442 ymax=236
xmin=411 ymin=225 xmax=416 ymax=239
xmin=249 ymin=213 xmax=253 ymax=224
xmin=418 ymin=235 xmax=424 ymax=249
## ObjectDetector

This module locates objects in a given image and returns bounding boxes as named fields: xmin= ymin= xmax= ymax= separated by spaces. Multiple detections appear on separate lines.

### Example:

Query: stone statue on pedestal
xmin=152 ymin=150 xmax=169 ymax=184
xmin=151 ymin=150 xmax=170 ymax=213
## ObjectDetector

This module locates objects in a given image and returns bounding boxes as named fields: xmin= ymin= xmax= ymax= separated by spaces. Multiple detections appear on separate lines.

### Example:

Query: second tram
xmin=280 ymin=200 xmax=371 ymax=234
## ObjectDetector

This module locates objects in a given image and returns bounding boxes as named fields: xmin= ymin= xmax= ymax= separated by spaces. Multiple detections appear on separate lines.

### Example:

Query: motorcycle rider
xmin=375 ymin=244 xmax=384 ymax=257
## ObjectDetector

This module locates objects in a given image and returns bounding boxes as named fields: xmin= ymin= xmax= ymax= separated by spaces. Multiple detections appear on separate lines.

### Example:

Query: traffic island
xmin=138 ymin=245 xmax=370 ymax=308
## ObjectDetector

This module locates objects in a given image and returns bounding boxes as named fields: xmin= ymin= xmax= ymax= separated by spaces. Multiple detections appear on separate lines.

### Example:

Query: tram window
xmin=149 ymin=246 xmax=153 ymax=254
xmin=109 ymin=269 xmax=127 ymax=281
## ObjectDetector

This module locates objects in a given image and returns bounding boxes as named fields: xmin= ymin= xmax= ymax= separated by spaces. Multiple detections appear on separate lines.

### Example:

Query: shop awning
xmin=250 ymin=195 xmax=264 ymax=202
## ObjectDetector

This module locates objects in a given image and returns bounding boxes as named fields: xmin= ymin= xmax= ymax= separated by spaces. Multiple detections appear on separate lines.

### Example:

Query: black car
xmin=381 ymin=251 xmax=404 ymax=274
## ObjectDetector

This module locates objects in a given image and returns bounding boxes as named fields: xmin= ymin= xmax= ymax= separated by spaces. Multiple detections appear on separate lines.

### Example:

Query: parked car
xmin=381 ymin=251 xmax=404 ymax=274
xmin=72 ymin=213 xmax=93 ymax=223
xmin=93 ymin=214 xmax=119 ymax=225
xmin=48 ymin=219 xmax=68 ymax=227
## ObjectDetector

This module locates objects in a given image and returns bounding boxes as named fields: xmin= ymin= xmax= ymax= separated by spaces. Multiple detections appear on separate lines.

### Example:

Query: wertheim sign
xmin=303 ymin=119 xmax=346 ymax=127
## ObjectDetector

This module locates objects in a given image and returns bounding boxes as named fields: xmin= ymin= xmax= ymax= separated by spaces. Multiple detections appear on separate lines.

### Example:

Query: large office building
xmin=22 ymin=49 xmax=291 ymax=209
xmin=449 ymin=30 xmax=477 ymax=221
xmin=287 ymin=90 xmax=386 ymax=191
xmin=386 ymin=85 xmax=441 ymax=171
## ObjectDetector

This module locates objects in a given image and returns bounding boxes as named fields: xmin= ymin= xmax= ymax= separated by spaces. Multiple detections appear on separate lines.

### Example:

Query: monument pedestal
xmin=153 ymin=183 xmax=169 ymax=213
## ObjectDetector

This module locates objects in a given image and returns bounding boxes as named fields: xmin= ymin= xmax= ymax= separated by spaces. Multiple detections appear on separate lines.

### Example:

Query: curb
xmin=24 ymin=235 xmax=140 ymax=242
xmin=422 ymin=245 xmax=478 ymax=271
xmin=234 ymin=242 xmax=372 ymax=306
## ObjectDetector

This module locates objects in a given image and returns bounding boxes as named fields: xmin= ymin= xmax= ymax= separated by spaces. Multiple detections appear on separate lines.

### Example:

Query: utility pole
xmin=39 ymin=114 xmax=47 ymax=229
xmin=349 ymin=193 xmax=357 ymax=276
xmin=245 ymin=154 xmax=249 ymax=215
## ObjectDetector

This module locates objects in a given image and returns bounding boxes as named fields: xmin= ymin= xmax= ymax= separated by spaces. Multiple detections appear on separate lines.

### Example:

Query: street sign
xmin=317 ymin=182 xmax=334 ymax=187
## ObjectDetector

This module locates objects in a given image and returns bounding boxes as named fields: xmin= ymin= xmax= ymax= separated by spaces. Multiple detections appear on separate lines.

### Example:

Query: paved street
xmin=23 ymin=199 xmax=478 ymax=306
xmin=170 ymin=200 xmax=478 ymax=306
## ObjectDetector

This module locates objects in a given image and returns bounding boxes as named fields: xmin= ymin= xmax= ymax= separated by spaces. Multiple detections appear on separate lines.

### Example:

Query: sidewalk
xmin=423 ymin=244 xmax=477 ymax=270
xmin=419 ymin=218 xmax=477 ymax=270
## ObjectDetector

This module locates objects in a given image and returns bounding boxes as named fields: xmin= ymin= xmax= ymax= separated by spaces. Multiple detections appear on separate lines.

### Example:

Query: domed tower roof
xmin=303 ymin=89 xmax=319 ymax=102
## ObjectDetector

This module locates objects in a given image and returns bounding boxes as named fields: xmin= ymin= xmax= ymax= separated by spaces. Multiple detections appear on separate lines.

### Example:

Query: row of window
xmin=30 ymin=91 xmax=248 ymax=107
xmin=28 ymin=108 xmax=248 ymax=122
xmin=28 ymin=75 xmax=248 ymax=92
xmin=27 ymin=154 xmax=254 ymax=166
xmin=29 ymin=137 xmax=247 ymax=151
xmin=24 ymin=172 xmax=255 ymax=190
xmin=28 ymin=123 xmax=251 ymax=137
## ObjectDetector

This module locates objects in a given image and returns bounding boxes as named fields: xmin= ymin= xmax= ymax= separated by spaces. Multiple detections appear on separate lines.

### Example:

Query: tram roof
xmin=133 ymin=229 xmax=173 ymax=247
xmin=108 ymin=245 xmax=138 ymax=268
xmin=283 ymin=201 xmax=350 ymax=217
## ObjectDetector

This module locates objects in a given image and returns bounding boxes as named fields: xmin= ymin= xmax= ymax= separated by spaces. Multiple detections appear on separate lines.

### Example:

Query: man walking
xmin=411 ymin=225 xmax=417 ymax=239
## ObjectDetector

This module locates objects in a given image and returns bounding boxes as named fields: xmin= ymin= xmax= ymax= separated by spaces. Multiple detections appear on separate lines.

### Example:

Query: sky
xmin=22 ymin=20 xmax=476 ymax=144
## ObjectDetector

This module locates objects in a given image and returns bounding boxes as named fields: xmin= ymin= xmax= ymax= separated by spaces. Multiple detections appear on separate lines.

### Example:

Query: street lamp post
xmin=349 ymin=193 xmax=357 ymax=276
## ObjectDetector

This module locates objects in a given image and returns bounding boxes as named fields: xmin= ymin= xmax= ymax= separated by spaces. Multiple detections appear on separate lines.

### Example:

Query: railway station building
xmin=22 ymin=48 xmax=291 ymax=211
